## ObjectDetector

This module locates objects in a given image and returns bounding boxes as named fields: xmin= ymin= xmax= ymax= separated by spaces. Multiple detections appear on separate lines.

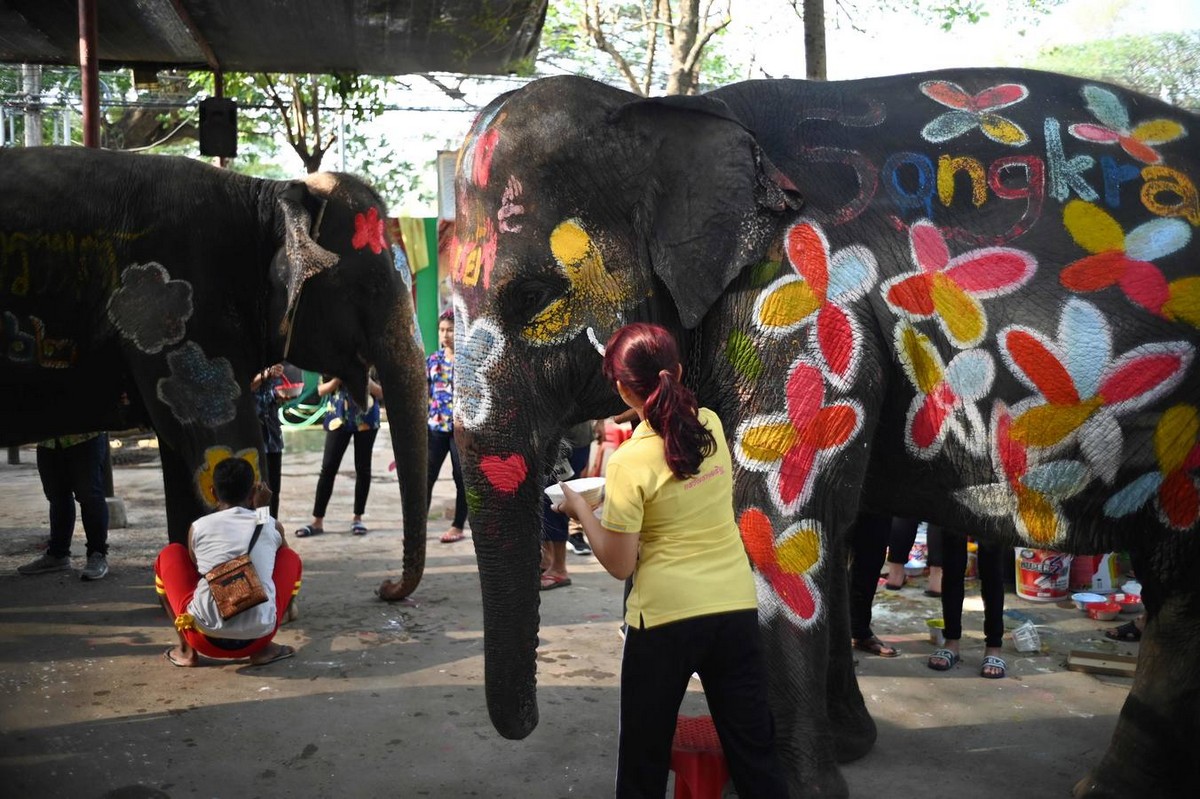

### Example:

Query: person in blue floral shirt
xmin=251 ymin=363 xmax=286 ymax=519
xmin=295 ymin=371 xmax=382 ymax=537
xmin=427 ymin=308 xmax=468 ymax=543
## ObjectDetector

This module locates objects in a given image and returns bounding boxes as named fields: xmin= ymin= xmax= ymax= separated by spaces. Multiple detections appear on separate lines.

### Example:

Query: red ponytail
xmin=602 ymin=323 xmax=715 ymax=480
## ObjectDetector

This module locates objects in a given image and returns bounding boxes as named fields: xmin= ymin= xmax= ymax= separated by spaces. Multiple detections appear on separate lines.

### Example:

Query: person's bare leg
xmin=927 ymin=566 xmax=944 ymax=594
xmin=166 ymin=629 xmax=198 ymax=667
xmin=543 ymin=541 xmax=568 ymax=581
xmin=249 ymin=640 xmax=295 ymax=665
xmin=886 ymin=561 xmax=907 ymax=587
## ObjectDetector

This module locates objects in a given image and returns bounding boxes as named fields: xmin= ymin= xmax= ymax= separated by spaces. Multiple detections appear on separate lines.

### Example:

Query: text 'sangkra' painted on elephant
xmin=106 ymin=262 xmax=194 ymax=354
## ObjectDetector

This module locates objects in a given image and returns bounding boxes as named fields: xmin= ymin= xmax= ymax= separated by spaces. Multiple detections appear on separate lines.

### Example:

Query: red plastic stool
xmin=670 ymin=715 xmax=730 ymax=799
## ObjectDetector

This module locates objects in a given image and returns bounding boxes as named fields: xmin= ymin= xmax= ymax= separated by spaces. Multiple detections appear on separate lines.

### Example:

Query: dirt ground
xmin=0 ymin=427 xmax=1139 ymax=798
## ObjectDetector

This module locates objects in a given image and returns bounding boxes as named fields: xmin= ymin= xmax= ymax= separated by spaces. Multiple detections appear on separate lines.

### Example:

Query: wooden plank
xmin=1066 ymin=649 xmax=1138 ymax=677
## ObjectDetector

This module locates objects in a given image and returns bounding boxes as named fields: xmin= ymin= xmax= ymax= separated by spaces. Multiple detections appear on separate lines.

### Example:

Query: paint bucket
xmin=1014 ymin=548 xmax=1073 ymax=601
xmin=926 ymin=618 xmax=945 ymax=646
xmin=1069 ymin=553 xmax=1120 ymax=593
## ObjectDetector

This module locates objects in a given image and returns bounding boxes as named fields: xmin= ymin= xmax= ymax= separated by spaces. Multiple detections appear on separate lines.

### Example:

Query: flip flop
xmin=927 ymin=648 xmax=960 ymax=671
xmin=249 ymin=644 xmax=295 ymax=667
xmin=852 ymin=636 xmax=900 ymax=658
xmin=883 ymin=577 xmax=907 ymax=590
xmin=1104 ymin=620 xmax=1142 ymax=642
xmin=351 ymin=521 xmax=368 ymax=536
xmin=164 ymin=648 xmax=194 ymax=668
xmin=539 ymin=574 xmax=572 ymax=591
xmin=294 ymin=525 xmax=323 ymax=538
xmin=924 ymin=589 xmax=943 ymax=598
xmin=440 ymin=530 xmax=465 ymax=543
xmin=980 ymin=654 xmax=1007 ymax=679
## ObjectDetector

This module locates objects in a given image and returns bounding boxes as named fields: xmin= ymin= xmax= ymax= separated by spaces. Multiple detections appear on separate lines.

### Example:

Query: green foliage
xmin=879 ymin=0 xmax=1065 ymax=33
xmin=1027 ymin=31 xmax=1200 ymax=111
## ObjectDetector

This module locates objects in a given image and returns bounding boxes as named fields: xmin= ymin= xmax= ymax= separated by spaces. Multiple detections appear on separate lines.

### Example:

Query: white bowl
xmin=544 ymin=477 xmax=606 ymax=507
xmin=1071 ymin=592 xmax=1106 ymax=610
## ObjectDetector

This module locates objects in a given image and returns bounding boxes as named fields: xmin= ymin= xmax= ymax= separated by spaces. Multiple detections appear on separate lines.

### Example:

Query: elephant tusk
xmin=586 ymin=327 xmax=606 ymax=356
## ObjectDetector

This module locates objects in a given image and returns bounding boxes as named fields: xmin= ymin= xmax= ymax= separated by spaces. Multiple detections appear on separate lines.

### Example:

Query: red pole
xmin=78 ymin=0 xmax=99 ymax=148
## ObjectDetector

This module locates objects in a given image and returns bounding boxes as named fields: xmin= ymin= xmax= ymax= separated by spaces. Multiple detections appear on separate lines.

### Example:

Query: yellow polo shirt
xmin=601 ymin=408 xmax=758 ymax=629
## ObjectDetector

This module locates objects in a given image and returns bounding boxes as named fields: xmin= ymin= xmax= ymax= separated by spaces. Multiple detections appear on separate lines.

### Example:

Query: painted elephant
xmin=0 ymin=147 xmax=428 ymax=598
xmin=449 ymin=69 xmax=1200 ymax=797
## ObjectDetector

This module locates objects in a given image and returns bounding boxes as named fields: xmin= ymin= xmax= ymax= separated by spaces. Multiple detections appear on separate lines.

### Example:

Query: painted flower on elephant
xmin=1068 ymin=85 xmax=1187 ymax=166
xmin=1105 ymin=404 xmax=1200 ymax=530
xmin=752 ymin=221 xmax=877 ymax=389
xmin=351 ymin=207 xmax=386 ymax=254
xmin=1059 ymin=200 xmax=1199 ymax=328
xmin=882 ymin=219 xmax=1036 ymax=349
xmin=999 ymin=298 xmax=1193 ymax=483
xmin=194 ymin=446 xmax=259 ymax=508
xmin=453 ymin=299 xmax=504 ymax=431
xmin=460 ymin=106 xmax=506 ymax=189
xmin=735 ymin=357 xmax=862 ymax=515
xmin=956 ymin=402 xmax=1091 ymax=546
xmin=919 ymin=80 xmax=1030 ymax=146
xmin=106 ymin=263 xmax=193 ymax=354
xmin=156 ymin=341 xmax=240 ymax=429
xmin=894 ymin=322 xmax=994 ymax=459
xmin=738 ymin=508 xmax=823 ymax=629
xmin=520 ymin=219 xmax=640 ymax=346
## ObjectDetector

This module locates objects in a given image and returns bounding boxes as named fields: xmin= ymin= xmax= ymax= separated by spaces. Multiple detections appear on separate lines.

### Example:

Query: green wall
xmin=414 ymin=216 xmax=441 ymax=356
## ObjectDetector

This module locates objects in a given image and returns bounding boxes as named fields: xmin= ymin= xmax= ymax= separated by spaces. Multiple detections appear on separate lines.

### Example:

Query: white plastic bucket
xmin=1014 ymin=547 xmax=1073 ymax=601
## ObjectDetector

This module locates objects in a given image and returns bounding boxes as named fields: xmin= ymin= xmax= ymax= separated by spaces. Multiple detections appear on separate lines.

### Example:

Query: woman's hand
xmin=251 ymin=481 xmax=274 ymax=509
xmin=553 ymin=482 xmax=595 ymax=521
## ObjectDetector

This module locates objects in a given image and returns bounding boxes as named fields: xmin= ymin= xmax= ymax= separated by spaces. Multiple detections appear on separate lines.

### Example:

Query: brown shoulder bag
xmin=205 ymin=522 xmax=269 ymax=620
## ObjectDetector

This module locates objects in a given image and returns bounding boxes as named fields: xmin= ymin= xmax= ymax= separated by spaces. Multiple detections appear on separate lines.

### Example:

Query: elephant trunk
xmin=373 ymin=309 xmax=429 ymax=600
xmin=457 ymin=428 xmax=544 ymax=739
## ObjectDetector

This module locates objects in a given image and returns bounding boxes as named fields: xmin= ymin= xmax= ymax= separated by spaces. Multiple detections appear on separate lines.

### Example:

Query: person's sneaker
xmin=81 ymin=553 xmax=109 ymax=581
xmin=17 ymin=553 xmax=71 ymax=575
xmin=567 ymin=533 xmax=592 ymax=556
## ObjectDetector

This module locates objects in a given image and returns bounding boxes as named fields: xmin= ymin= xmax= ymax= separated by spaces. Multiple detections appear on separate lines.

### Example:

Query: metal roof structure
xmin=0 ymin=1 xmax=547 ymax=75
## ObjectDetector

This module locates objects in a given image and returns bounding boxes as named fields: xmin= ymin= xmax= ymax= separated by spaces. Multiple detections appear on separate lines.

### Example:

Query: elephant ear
xmin=612 ymin=94 xmax=803 ymax=329
xmin=277 ymin=182 xmax=340 ymax=336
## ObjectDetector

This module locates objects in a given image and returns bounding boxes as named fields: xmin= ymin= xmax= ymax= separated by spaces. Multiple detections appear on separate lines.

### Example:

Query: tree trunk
xmin=22 ymin=64 xmax=42 ymax=146
xmin=665 ymin=0 xmax=701 ymax=95
xmin=804 ymin=0 xmax=826 ymax=80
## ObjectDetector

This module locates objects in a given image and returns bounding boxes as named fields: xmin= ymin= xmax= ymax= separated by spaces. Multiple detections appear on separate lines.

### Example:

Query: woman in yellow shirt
xmin=556 ymin=323 xmax=788 ymax=798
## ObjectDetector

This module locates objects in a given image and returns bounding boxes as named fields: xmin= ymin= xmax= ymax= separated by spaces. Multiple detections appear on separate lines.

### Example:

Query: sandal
xmin=981 ymin=654 xmax=1007 ymax=679
xmin=1104 ymin=620 xmax=1142 ymax=642
xmin=883 ymin=576 xmax=907 ymax=591
xmin=294 ymin=525 xmax=323 ymax=538
xmin=440 ymin=529 xmax=465 ymax=544
xmin=852 ymin=636 xmax=900 ymax=658
xmin=927 ymin=648 xmax=960 ymax=671
xmin=351 ymin=521 xmax=368 ymax=536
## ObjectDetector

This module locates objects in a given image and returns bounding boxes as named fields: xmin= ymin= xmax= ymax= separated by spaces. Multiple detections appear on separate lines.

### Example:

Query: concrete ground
xmin=0 ymin=427 xmax=1137 ymax=798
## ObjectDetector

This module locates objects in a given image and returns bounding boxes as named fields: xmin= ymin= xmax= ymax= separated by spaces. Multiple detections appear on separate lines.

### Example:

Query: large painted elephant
xmin=0 ymin=147 xmax=428 ymax=598
xmin=449 ymin=69 xmax=1200 ymax=797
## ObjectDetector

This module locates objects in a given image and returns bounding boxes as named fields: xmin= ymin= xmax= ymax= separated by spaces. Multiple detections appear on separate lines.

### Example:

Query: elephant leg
xmin=825 ymin=533 xmax=877 ymax=763
xmin=1074 ymin=587 xmax=1200 ymax=798
xmin=159 ymin=441 xmax=207 ymax=546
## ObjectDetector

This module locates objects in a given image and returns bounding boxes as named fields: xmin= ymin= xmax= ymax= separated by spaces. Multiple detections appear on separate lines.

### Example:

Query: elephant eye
xmin=503 ymin=276 xmax=565 ymax=323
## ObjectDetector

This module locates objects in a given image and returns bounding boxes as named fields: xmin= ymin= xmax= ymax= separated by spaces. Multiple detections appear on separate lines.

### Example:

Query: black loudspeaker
xmin=199 ymin=97 xmax=237 ymax=157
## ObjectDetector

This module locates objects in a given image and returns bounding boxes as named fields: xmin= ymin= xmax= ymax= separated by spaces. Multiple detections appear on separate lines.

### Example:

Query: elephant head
xmin=450 ymin=76 xmax=801 ymax=739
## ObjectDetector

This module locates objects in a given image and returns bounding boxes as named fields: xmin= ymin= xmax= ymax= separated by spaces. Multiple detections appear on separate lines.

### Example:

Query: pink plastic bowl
xmin=1087 ymin=601 xmax=1121 ymax=621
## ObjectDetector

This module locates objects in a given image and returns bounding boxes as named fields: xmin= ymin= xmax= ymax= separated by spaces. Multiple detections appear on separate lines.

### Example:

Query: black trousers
xmin=847 ymin=511 xmax=891 ymax=641
xmin=312 ymin=426 xmax=378 ymax=518
xmin=38 ymin=435 xmax=109 ymax=559
xmin=931 ymin=526 xmax=1006 ymax=647
xmin=617 ymin=610 xmax=788 ymax=799
xmin=261 ymin=450 xmax=282 ymax=519
xmin=427 ymin=428 xmax=467 ymax=528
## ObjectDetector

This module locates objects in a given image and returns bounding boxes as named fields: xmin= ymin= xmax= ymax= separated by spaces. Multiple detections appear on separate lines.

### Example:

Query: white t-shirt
xmin=187 ymin=506 xmax=282 ymax=639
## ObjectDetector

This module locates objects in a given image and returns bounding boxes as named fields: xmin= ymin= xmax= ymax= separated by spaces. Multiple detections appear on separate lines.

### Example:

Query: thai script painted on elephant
xmin=2 ymin=311 xmax=77 ymax=368
xmin=107 ymin=262 xmax=194 ymax=354
xmin=0 ymin=228 xmax=143 ymax=300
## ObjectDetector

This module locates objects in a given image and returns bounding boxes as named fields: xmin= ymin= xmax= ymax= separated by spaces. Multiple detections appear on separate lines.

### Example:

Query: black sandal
xmin=1104 ymin=620 xmax=1142 ymax=642
xmin=295 ymin=525 xmax=324 ymax=538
